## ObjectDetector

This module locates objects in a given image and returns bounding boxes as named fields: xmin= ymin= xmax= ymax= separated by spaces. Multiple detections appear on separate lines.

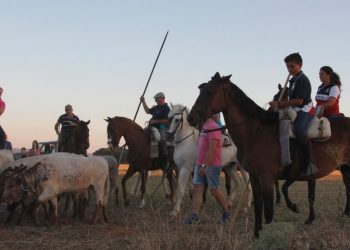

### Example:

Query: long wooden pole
xmin=133 ymin=31 xmax=169 ymax=122
xmin=118 ymin=31 xmax=169 ymax=164
xmin=278 ymin=73 xmax=291 ymax=102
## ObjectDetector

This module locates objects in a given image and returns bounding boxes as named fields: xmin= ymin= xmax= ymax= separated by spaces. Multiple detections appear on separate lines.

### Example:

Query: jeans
xmin=294 ymin=111 xmax=314 ymax=145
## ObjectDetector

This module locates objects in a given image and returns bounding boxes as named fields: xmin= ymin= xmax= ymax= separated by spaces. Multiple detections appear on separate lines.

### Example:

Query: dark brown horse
xmin=105 ymin=116 xmax=175 ymax=208
xmin=188 ymin=72 xmax=350 ymax=237
xmin=59 ymin=120 xmax=90 ymax=156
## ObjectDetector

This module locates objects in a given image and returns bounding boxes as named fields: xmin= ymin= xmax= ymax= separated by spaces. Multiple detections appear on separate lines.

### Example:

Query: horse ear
xmin=170 ymin=102 xmax=174 ymax=109
xmin=222 ymin=74 xmax=232 ymax=82
xmin=212 ymin=72 xmax=221 ymax=80
xmin=104 ymin=118 xmax=109 ymax=122
xmin=86 ymin=120 xmax=90 ymax=125
xmin=278 ymin=83 xmax=282 ymax=90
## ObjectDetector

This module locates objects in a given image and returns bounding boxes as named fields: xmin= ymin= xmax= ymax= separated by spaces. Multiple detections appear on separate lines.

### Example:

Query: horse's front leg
xmin=282 ymin=180 xmax=299 ymax=213
xmin=122 ymin=166 xmax=137 ymax=207
xmin=170 ymin=166 xmax=192 ymax=217
xmin=261 ymin=176 xmax=275 ymax=224
xmin=250 ymin=175 xmax=263 ymax=238
xmin=340 ymin=164 xmax=350 ymax=216
xmin=305 ymin=179 xmax=316 ymax=224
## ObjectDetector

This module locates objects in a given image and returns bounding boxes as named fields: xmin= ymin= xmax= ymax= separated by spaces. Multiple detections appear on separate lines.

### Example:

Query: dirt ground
xmin=0 ymin=169 xmax=349 ymax=249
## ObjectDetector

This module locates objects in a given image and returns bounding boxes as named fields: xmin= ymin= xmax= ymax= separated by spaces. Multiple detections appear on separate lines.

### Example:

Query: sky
xmin=0 ymin=0 xmax=349 ymax=153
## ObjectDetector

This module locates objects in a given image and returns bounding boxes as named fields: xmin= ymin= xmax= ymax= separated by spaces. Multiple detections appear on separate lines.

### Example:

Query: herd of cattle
xmin=0 ymin=150 xmax=119 ymax=225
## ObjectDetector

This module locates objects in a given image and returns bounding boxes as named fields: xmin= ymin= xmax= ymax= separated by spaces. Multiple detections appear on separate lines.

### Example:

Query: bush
xmin=252 ymin=222 xmax=295 ymax=250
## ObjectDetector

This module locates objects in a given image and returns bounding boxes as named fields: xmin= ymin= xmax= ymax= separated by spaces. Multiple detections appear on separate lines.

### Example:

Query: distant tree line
xmin=93 ymin=147 xmax=129 ymax=164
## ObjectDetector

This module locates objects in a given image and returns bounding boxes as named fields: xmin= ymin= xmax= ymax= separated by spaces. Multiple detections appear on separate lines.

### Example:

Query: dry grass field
xmin=0 ymin=168 xmax=349 ymax=250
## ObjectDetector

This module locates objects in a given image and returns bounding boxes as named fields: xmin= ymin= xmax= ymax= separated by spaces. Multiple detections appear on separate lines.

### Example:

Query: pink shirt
xmin=196 ymin=119 xmax=222 ymax=167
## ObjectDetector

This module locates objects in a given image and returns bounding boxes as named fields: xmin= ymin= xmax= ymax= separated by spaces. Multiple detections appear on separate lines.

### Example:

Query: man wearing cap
xmin=140 ymin=92 xmax=170 ymax=170
xmin=54 ymin=104 xmax=80 ymax=152
xmin=0 ymin=87 xmax=7 ymax=149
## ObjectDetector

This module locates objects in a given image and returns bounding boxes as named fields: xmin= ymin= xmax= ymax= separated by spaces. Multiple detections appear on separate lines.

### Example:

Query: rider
xmin=54 ymin=104 xmax=80 ymax=152
xmin=0 ymin=87 xmax=6 ymax=149
xmin=140 ymin=92 xmax=170 ymax=171
xmin=269 ymin=53 xmax=316 ymax=176
xmin=315 ymin=66 xmax=342 ymax=119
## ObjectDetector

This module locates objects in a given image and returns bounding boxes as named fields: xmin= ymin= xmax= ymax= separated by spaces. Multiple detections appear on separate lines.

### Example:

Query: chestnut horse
xmin=59 ymin=120 xmax=90 ymax=156
xmin=188 ymin=72 xmax=350 ymax=238
xmin=105 ymin=116 xmax=175 ymax=208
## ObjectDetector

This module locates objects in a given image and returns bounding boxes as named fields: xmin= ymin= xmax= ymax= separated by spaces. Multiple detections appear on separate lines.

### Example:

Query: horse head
xmin=105 ymin=117 xmax=122 ymax=149
xmin=273 ymin=83 xmax=289 ymax=102
xmin=167 ymin=103 xmax=190 ymax=135
xmin=72 ymin=120 xmax=90 ymax=155
xmin=188 ymin=72 xmax=232 ymax=128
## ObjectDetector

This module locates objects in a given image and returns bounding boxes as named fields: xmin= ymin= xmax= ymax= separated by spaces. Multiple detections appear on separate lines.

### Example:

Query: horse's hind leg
xmin=222 ymin=166 xmax=231 ymax=196
xmin=138 ymin=170 xmax=147 ymax=208
xmin=282 ymin=180 xmax=299 ymax=213
xmin=340 ymin=165 xmax=350 ymax=216
xmin=305 ymin=179 xmax=316 ymax=224
xmin=250 ymin=176 xmax=263 ymax=238
xmin=166 ymin=166 xmax=176 ymax=204
xmin=122 ymin=166 xmax=137 ymax=207
xmin=275 ymin=180 xmax=281 ymax=204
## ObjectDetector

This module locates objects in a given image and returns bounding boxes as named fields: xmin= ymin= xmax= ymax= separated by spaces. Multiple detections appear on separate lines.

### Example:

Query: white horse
xmin=167 ymin=103 xmax=252 ymax=217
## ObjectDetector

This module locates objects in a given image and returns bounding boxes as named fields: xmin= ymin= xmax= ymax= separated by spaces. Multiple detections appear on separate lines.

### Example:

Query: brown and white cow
xmin=2 ymin=154 xmax=110 ymax=225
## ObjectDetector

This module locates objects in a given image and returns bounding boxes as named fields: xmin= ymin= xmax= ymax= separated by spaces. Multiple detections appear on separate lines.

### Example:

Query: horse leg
xmin=340 ymin=165 xmax=350 ymax=216
xmin=250 ymin=176 xmax=263 ymax=238
xmin=115 ymin=185 xmax=119 ymax=206
xmin=166 ymin=166 xmax=176 ymax=204
xmin=305 ymin=179 xmax=316 ymax=224
xmin=275 ymin=180 xmax=281 ymax=204
xmin=240 ymin=169 xmax=252 ymax=212
xmin=222 ymin=166 xmax=231 ymax=196
xmin=132 ymin=173 xmax=141 ymax=196
xmin=170 ymin=166 xmax=192 ymax=217
xmin=6 ymin=202 xmax=20 ymax=224
xmin=261 ymin=176 xmax=275 ymax=224
xmin=138 ymin=170 xmax=147 ymax=208
xmin=122 ymin=166 xmax=137 ymax=207
xmin=282 ymin=180 xmax=299 ymax=213
xmin=201 ymin=184 xmax=208 ymax=210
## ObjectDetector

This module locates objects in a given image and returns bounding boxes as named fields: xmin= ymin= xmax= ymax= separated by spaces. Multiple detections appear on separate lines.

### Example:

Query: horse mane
xmin=229 ymin=82 xmax=279 ymax=124
xmin=114 ymin=117 xmax=147 ymax=135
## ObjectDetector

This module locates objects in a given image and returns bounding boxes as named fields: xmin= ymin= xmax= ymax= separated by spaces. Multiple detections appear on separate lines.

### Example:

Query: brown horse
xmin=59 ymin=120 xmax=90 ymax=156
xmin=105 ymin=116 xmax=175 ymax=208
xmin=188 ymin=72 xmax=350 ymax=238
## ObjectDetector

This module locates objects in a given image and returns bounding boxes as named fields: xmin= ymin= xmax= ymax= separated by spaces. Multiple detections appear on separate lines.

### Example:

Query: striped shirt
xmin=57 ymin=114 xmax=80 ymax=131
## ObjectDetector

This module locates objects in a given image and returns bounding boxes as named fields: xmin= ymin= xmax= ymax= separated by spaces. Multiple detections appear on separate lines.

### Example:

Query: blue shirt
xmin=149 ymin=103 xmax=170 ymax=129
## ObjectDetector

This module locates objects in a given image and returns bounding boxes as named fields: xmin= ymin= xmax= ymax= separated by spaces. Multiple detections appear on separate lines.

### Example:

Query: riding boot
xmin=160 ymin=154 xmax=168 ymax=172
xmin=300 ymin=142 xmax=318 ymax=177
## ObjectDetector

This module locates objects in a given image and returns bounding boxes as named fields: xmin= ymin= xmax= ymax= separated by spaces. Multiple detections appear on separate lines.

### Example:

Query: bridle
xmin=168 ymin=106 xmax=195 ymax=144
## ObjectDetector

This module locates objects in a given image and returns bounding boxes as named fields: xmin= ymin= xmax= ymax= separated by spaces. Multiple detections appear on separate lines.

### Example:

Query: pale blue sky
xmin=0 ymin=0 xmax=349 ymax=152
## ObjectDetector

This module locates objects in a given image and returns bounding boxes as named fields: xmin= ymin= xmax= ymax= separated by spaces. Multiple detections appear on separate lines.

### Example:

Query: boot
xmin=299 ymin=142 xmax=318 ymax=177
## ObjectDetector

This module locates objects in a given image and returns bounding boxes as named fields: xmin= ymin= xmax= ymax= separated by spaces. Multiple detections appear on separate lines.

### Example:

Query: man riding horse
xmin=54 ymin=104 xmax=80 ymax=152
xmin=269 ymin=53 xmax=317 ymax=176
xmin=140 ymin=92 xmax=170 ymax=171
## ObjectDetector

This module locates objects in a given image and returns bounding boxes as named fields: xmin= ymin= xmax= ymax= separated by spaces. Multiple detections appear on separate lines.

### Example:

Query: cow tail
xmin=103 ymin=171 xmax=110 ymax=205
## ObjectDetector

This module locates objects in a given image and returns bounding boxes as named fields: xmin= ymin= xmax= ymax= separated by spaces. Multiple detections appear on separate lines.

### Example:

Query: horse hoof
xmin=137 ymin=201 xmax=145 ymax=209
xmin=124 ymin=200 xmax=130 ymax=207
xmin=304 ymin=219 xmax=313 ymax=225
xmin=169 ymin=210 xmax=178 ymax=218
xmin=290 ymin=204 xmax=299 ymax=213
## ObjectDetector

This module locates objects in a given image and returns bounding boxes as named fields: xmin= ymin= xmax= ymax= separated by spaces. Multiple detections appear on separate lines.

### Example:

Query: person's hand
xmin=140 ymin=96 xmax=145 ymax=103
xmin=269 ymin=101 xmax=279 ymax=110
xmin=199 ymin=166 xmax=207 ymax=177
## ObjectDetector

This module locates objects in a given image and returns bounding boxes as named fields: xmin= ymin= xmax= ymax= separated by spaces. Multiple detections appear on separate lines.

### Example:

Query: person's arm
xmin=140 ymin=96 xmax=150 ymax=114
xmin=54 ymin=122 xmax=60 ymax=135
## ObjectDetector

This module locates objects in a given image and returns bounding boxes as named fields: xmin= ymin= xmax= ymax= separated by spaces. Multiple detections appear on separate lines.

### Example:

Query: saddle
xmin=221 ymin=133 xmax=232 ymax=147
xmin=279 ymin=108 xmax=331 ymax=141
xmin=145 ymin=126 xmax=161 ymax=158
